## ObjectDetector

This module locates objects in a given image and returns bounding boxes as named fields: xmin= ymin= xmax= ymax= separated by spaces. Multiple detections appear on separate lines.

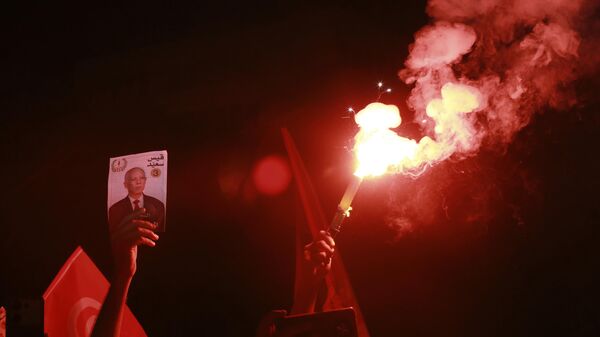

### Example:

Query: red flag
xmin=0 ymin=306 xmax=5 ymax=337
xmin=282 ymin=128 xmax=371 ymax=337
xmin=43 ymin=247 xmax=146 ymax=337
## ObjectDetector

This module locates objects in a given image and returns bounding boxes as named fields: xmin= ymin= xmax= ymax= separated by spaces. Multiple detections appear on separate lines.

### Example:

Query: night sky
xmin=1 ymin=1 xmax=599 ymax=337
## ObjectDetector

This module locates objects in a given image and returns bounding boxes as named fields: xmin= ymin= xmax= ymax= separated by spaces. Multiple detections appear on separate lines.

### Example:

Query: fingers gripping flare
xmin=303 ymin=231 xmax=336 ymax=276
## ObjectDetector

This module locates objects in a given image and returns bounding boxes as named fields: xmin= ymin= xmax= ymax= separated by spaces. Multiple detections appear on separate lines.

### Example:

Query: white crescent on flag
xmin=68 ymin=297 xmax=102 ymax=337
xmin=43 ymin=247 xmax=147 ymax=337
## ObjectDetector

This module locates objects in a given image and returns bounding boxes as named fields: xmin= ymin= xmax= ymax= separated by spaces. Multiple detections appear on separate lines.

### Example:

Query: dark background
xmin=1 ymin=1 xmax=598 ymax=336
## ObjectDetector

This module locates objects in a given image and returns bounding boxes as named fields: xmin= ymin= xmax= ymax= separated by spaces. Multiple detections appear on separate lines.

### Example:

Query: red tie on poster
xmin=282 ymin=128 xmax=371 ymax=337
xmin=43 ymin=247 xmax=146 ymax=337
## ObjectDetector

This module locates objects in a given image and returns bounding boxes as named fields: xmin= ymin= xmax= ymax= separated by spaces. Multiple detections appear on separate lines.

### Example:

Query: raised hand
xmin=110 ymin=208 xmax=159 ymax=279
xmin=303 ymin=230 xmax=335 ymax=278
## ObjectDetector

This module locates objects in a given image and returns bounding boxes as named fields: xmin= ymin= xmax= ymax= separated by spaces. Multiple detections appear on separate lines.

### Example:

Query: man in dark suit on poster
xmin=109 ymin=167 xmax=165 ymax=232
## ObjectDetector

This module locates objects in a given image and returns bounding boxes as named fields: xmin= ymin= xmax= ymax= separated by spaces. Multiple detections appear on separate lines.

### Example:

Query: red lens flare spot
xmin=252 ymin=155 xmax=291 ymax=196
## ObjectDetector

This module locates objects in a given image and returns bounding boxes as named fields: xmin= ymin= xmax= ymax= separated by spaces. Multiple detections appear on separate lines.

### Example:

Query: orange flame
xmin=352 ymin=83 xmax=481 ymax=178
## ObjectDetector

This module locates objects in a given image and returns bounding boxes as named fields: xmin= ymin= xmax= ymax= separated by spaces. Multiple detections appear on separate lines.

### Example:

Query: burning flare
xmin=354 ymin=103 xmax=417 ymax=178
xmin=352 ymin=82 xmax=482 ymax=178
xmin=330 ymin=83 xmax=482 ymax=236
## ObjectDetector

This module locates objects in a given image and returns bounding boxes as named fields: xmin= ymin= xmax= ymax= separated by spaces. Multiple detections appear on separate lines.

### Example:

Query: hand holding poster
xmin=108 ymin=151 xmax=168 ymax=232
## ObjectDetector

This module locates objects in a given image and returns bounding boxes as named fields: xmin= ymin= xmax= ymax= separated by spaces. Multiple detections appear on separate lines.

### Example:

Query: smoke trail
xmin=388 ymin=0 xmax=598 ymax=234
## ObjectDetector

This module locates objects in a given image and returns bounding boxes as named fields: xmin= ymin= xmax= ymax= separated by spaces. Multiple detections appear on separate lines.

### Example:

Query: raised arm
xmin=91 ymin=209 xmax=159 ymax=337
xmin=256 ymin=230 xmax=335 ymax=337
xmin=291 ymin=230 xmax=335 ymax=314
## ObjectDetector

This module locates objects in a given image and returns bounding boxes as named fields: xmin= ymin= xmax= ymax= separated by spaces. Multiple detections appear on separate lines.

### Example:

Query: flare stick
xmin=328 ymin=175 xmax=363 ymax=237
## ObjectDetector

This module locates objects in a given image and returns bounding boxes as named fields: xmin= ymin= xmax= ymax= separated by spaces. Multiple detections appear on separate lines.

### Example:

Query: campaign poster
xmin=107 ymin=150 xmax=167 ymax=232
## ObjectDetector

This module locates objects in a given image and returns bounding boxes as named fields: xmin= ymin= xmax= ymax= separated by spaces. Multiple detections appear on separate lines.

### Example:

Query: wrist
xmin=112 ymin=274 xmax=133 ymax=289
xmin=113 ymin=262 xmax=136 ymax=282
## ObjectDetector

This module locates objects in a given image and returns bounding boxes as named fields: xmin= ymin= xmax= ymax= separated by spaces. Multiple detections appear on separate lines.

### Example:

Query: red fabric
xmin=43 ymin=247 xmax=146 ymax=337
xmin=0 ymin=306 xmax=5 ymax=337
xmin=282 ymin=128 xmax=371 ymax=337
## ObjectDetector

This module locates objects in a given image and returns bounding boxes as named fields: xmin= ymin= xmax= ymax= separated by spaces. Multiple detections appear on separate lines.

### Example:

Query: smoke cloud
xmin=388 ymin=0 xmax=598 ymax=234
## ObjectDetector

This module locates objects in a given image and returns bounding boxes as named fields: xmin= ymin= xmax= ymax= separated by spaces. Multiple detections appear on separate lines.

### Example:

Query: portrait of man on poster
xmin=108 ymin=166 xmax=165 ymax=232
